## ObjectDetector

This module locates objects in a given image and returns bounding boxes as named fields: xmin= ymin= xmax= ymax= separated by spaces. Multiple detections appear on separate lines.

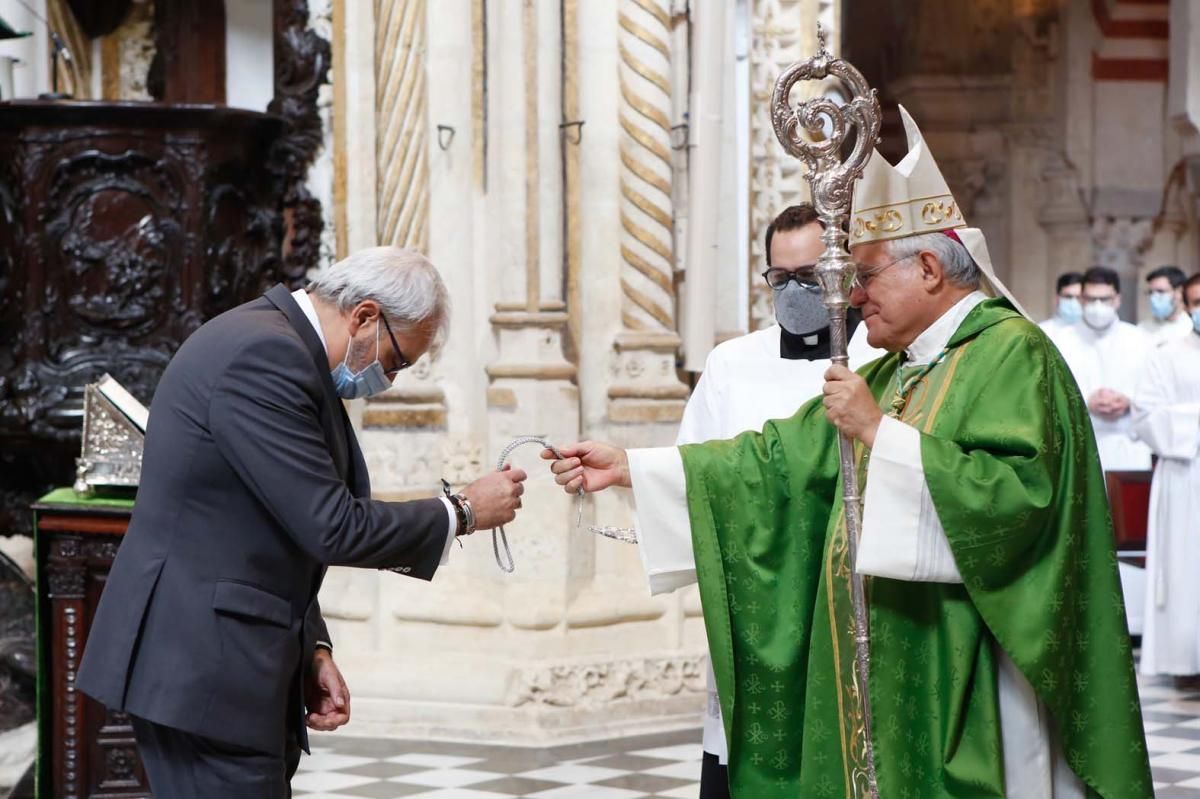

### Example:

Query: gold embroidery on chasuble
xmin=822 ymin=342 xmax=972 ymax=795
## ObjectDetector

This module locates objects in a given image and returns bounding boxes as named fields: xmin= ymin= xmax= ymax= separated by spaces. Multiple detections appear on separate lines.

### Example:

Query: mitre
xmin=850 ymin=105 xmax=1027 ymax=317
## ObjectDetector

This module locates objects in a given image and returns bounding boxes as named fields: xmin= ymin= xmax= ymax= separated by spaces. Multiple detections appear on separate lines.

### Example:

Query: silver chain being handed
xmin=491 ymin=435 xmax=638 ymax=574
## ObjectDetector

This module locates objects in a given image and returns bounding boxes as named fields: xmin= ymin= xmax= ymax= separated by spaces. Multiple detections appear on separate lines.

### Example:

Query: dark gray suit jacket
xmin=76 ymin=285 xmax=449 ymax=755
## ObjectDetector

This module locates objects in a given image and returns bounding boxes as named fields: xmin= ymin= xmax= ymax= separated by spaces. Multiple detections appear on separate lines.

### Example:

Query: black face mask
xmin=774 ymin=282 xmax=830 ymax=336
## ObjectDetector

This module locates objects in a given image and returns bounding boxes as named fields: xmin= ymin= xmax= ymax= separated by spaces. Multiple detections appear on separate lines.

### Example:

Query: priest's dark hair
xmin=1083 ymin=265 xmax=1120 ymax=293
xmin=1055 ymin=272 xmax=1083 ymax=293
xmin=1146 ymin=265 xmax=1186 ymax=288
xmin=764 ymin=204 xmax=822 ymax=266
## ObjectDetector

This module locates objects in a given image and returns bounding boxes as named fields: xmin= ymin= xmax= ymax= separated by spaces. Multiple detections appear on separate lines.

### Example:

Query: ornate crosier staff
xmin=771 ymin=25 xmax=882 ymax=799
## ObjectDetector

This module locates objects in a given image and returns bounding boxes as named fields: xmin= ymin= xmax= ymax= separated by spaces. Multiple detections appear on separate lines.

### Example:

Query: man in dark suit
xmin=77 ymin=247 xmax=526 ymax=797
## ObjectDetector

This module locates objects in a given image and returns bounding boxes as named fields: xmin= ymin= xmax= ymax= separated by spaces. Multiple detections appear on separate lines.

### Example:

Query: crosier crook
xmin=770 ymin=23 xmax=883 ymax=799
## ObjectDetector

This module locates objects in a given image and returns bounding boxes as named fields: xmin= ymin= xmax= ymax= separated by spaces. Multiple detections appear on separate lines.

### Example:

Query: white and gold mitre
xmin=850 ymin=105 xmax=962 ymax=244
xmin=850 ymin=105 xmax=1027 ymax=317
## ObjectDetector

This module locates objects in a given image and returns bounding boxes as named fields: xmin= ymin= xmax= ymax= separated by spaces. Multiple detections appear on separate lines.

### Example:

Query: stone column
xmin=607 ymin=0 xmax=689 ymax=425
xmin=363 ymin=0 xmax=450 ymax=495
xmin=747 ymin=0 xmax=812 ymax=331
xmin=1040 ymin=152 xmax=1092 ymax=319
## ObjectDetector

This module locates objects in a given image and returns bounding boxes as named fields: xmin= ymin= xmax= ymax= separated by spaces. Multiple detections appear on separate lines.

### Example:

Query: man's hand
xmin=305 ymin=648 xmax=350 ymax=732
xmin=542 ymin=441 xmax=631 ymax=493
xmin=461 ymin=466 xmax=527 ymax=530
xmin=1088 ymin=388 xmax=1131 ymax=420
xmin=823 ymin=365 xmax=883 ymax=447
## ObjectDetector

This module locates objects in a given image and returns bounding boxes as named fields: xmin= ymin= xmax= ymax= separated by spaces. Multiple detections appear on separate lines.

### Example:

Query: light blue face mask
xmin=1191 ymin=308 xmax=1200 ymax=334
xmin=1149 ymin=291 xmax=1176 ymax=321
xmin=1057 ymin=297 xmax=1082 ymax=325
xmin=330 ymin=321 xmax=392 ymax=400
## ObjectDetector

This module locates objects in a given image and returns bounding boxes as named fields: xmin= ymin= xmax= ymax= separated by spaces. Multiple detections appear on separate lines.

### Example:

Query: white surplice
xmin=629 ymin=292 xmax=1085 ymax=797
xmin=1133 ymin=332 xmax=1200 ymax=676
xmin=673 ymin=323 xmax=881 ymax=764
xmin=1054 ymin=319 xmax=1153 ymax=471
xmin=1037 ymin=315 xmax=1073 ymax=348
xmin=1138 ymin=313 xmax=1193 ymax=348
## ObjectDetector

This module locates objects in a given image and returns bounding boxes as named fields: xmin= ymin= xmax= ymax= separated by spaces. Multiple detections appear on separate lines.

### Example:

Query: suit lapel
xmin=264 ymin=284 xmax=352 ymax=481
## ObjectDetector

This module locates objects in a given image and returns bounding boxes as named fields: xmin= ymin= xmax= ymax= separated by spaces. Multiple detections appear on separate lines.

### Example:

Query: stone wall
xmin=305 ymin=0 xmax=821 ymax=744
xmin=845 ymin=0 xmax=1199 ymax=322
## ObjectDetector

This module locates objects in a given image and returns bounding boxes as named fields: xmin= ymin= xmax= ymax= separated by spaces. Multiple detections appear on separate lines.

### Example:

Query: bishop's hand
xmin=542 ymin=441 xmax=631 ymax=494
xmin=823 ymin=364 xmax=883 ymax=448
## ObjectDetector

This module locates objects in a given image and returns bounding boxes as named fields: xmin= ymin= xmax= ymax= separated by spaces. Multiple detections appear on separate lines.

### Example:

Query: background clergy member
xmin=1054 ymin=266 xmax=1153 ymax=471
xmin=1139 ymin=265 xmax=1192 ymax=347
xmin=77 ymin=248 xmax=528 ymax=799
xmin=1038 ymin=271 xmax=1083 ymax=345
xmin=678 ymin=202 xmax=880 ymax=799
xmin=1133 ymin=272 xmax=1200 ymax=685
xmin=545 ymin=107 xmax=1151 ymax=798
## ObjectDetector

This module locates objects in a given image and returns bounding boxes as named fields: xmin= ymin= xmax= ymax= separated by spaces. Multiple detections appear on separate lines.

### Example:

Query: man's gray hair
xmin=887 ymin=232 xmax=981 ymax=289
xmin=309 ymin=246 xmax=451 ymax=349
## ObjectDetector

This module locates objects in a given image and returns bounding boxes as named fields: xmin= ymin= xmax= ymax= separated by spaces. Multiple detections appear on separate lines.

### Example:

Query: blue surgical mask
xmin=330 ymin=321 xmax=393 ymax=399
xmin=1149 ymin=291 xmax=1176 ymax=321
xmin=1191 ymin=309 xmax=1200 ymax=333
xmin=1057 ymin=297 xmax=1082 ymax=325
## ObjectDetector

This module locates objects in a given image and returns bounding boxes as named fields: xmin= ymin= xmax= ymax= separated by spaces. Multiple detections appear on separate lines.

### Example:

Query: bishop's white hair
xmin=886 ymin=232 xmax=981 ymax=290
xmin=308 ymin=246 xmax=451 ymax=350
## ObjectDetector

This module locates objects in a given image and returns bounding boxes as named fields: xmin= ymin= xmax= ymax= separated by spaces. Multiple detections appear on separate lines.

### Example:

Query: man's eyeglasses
xmin=762 ymin=266 xmax=820 ymax=293
xmin=851 ymin=253 xmax=915 ymax=292
xmin=378 ymin=314 xmax=411 ymax=378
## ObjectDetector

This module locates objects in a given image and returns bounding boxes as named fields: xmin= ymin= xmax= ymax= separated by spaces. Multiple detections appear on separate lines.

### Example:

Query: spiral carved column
xmin=608 ymin=0 xmax=687 ymax=424
xmin=375 ymin=0 xmax=429 ymax=253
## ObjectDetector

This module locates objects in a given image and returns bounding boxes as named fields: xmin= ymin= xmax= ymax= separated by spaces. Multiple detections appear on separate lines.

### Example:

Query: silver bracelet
xmin=458 ymin=494 xmax=476 ymax=534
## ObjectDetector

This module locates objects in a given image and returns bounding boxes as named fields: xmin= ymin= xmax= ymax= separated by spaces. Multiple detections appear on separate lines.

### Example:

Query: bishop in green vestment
xmin=545 ymin=108 xmax=1152 ymax=798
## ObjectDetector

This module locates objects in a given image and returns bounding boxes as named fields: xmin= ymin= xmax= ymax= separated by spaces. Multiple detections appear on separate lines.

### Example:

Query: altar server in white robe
xmin=1134 ymin=273 xmax=1200 ymax=680
xmin=678 ymin=203 xmax=880 ymax=798
xmin=1055 ymin=265 xmax=1153 ymax=471
xmin=1038 ymin=271 xmax=1083 ymax=346
xmin=1138 ymin=265 xmax=1193 ymax=347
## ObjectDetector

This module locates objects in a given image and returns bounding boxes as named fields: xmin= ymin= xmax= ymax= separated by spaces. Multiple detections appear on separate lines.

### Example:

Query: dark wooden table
xmin=34 ymin=488 xmax=149 ymax=799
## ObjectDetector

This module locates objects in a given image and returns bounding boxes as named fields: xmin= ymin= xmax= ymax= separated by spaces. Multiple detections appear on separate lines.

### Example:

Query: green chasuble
xmin=682 ymin=298 xmax=1152 ymax=798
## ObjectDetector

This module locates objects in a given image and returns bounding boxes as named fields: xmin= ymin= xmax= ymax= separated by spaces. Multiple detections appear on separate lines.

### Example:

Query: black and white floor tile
xmin=1139 ymin=671 xmax=1200 ymax=797
xmin=292 ymin=728 xmax=704 ymax=799
xmin=293 ymin=672 xmax=1200 ymax=798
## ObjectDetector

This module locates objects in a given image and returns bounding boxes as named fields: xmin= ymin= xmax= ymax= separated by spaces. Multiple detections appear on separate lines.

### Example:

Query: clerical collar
xmin=780 ymin=325 xmax=831 ymax=360
xmin=778 ymin=309 xmax=865 ymax=361
xmin=904 ymin=291 xmax=987 ymax=366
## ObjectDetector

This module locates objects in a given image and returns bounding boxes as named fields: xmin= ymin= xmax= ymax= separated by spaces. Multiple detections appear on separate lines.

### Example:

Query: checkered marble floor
xmin=1140 ymin=671 xmax=1200 ymax=797
xmin=292 ymin=728 xmax=703 ymax=799
xmin=293 ymin=670 xmax=1200 ymax=799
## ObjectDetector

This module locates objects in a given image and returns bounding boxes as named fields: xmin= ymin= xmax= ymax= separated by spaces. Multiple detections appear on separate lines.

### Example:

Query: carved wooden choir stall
xmin=0 ymin=1 xmax=331 ymax=796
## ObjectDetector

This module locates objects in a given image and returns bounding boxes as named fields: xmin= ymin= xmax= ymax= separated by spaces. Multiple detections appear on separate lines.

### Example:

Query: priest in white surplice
xmin=676 ymin=203 xmax=880 ymax=799
xmin=1054 ymin=266 xmax=1153 ymax=471
xmin=1138 ymin=265 xmax=1193 ymax=347
xmin=1037 ymin=271 xmax=1083 ymax=346
xmin=1133 ymin=273 xmax=1200 ymax=682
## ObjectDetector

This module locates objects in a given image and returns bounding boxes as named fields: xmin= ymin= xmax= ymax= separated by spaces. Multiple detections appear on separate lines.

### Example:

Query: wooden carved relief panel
xmin=0 ymin=103 xmax=286 ymax=536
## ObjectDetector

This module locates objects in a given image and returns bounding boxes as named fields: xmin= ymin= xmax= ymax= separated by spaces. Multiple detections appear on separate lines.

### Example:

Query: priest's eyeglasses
xmin=852 ymin=253 xmax=916 ymax=291
xmin=762 ymin=266 xmax=821 ymax=293
xmin=379 ymin=314 xmax=412 ymax=378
